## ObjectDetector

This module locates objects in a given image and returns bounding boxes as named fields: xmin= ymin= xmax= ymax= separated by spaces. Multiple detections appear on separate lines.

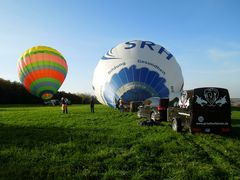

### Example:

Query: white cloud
xmin=208 ymin=48 xmax=240 ymax=62
xmin=226 ymin=42 xmax=240 ymax=49
xmin=188 ymin=68 xmax=240 ymax=75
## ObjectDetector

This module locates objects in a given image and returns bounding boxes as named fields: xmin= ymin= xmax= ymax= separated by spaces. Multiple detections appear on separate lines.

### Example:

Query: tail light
xmin=221 ymin=128 xmax=231 ymax=133
xmin=157 ymin=106 xmax=166 ymax=111
xmin=191 ymin=128 xmax=202 ymax=133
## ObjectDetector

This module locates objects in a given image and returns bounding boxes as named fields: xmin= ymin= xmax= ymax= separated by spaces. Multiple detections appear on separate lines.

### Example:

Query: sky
xmin=0 ymin=0 xmax=240 ymax=97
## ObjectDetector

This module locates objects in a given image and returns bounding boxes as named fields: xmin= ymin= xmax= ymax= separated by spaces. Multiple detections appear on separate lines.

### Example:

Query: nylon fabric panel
xmin=23 ymin=69 xmax=65 ymax=91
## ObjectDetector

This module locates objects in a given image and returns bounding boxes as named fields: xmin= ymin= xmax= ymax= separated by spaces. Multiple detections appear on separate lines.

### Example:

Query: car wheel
xmin=172 ymin=118 xmax=182 ymax=132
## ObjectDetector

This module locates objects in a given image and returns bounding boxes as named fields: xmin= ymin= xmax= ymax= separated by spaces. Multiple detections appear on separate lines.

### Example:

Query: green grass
xmin=0 ymin=105 xmax=240 ymax=179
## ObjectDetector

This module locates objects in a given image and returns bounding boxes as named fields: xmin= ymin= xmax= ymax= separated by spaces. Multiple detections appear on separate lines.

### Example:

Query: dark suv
xmin=137 ymin=97 xmax=169 ymax=121
xmin=167 ymin=87 xmax=231 ymax=133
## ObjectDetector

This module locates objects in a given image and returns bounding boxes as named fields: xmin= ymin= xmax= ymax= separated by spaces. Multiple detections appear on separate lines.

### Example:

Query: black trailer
xmin=167 ymin=87 xmax=232 ymax=133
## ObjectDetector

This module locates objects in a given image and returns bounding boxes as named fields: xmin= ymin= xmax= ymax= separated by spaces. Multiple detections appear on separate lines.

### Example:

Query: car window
xmin=144 ymin=97 xmax=160 ymax=107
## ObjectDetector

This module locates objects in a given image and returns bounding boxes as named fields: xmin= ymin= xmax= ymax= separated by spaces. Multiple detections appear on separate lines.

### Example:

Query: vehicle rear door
xmin=192 ymin=88 xmax=231 ymax=130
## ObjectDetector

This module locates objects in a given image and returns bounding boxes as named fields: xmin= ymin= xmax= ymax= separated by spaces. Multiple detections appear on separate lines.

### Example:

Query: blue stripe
xmin=150 ymin=75 xmax=160 ymax=88
xmin=128 ymin=66 xmax=134 ymax=82
xmin=118 ymin=68 xmax=128 ymax=85
xmin=133 ymin=66 xmax=140 ymax=82
xmin=145 ymin=70 xmax=156 ymax=84
xmin=111 ymin=75 xmax=123 ymax=90
xmin=139 ymin=67 xmax=148 ymax=83
xmin=103 ymin=65 xmax=169 ymax=106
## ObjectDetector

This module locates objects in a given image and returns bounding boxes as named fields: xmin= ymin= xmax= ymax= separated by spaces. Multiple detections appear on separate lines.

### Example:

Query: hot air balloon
xmin=92 ymin=40 xmax=184 ymax=107
xmin=17 ymin=46 xmax=68 ymax=100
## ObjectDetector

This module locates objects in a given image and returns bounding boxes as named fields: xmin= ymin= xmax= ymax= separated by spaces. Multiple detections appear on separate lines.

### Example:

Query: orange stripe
xmin=24 ymin=69 xmax=65 ymax=90
xmin=19 ymin=53 xmax=68 ymax=71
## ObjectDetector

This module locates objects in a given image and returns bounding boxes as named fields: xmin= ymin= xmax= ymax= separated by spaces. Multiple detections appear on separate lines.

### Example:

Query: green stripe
xmin=20 ymin=50 xmax=66 ymax=61
xmin=20 ymin=61 xmax=67 ymax=76
xmin=30 ymin=78 xmax=61 ymax=92
xmin=36 ymin=86 xmax=58 ymax=96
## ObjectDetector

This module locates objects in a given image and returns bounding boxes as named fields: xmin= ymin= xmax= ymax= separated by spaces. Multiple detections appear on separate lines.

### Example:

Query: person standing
xmin=90 ymin=96 xmax=95 ymax=113
xmin=61 ymin=97 xmax=68 ymax=114
xmin=64 ymin=98 xmax=68 ymax=114
xmin=115 ymin=98 xmax=119 ymax=109
xmin=119 ymin=98 xmax=124 ymax=112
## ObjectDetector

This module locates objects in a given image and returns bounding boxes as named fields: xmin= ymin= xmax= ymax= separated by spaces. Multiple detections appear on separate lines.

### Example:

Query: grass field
xmin=0 ymin=105 xmax=240 ymax=179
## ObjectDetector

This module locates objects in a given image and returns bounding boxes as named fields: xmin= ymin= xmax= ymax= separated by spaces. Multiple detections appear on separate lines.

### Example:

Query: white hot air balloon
xmin=92 ymin=40 xmax=184 ymax=107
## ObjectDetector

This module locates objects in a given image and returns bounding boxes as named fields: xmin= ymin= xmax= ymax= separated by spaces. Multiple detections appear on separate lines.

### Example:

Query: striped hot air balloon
xmin=17 ymin=46 xmax=68 ymax=100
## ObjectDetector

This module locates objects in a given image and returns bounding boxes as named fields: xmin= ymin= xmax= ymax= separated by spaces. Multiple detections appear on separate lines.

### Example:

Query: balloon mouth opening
xmin=120 ymin=88 xmax=154 ymax=102
xmin=41 ymin=93 xmax=53 ymax=100
xmin=103 ymin=81 xmax=170 ymax=107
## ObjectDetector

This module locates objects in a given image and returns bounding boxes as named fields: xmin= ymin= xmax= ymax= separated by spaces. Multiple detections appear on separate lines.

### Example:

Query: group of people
xmin=60 ymin=96 xmax=126 ymax=114
xmin=60 ymin=96 xmax=95 ymax=114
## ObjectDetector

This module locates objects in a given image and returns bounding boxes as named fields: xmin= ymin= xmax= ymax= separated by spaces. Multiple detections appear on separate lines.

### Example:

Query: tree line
xmin=0 ymin=78 xmax=98 ymax=104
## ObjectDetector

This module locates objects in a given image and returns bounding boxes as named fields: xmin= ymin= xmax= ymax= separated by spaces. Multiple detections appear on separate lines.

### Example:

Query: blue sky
xmin=0 ymin=0 xmax=240 ymax=97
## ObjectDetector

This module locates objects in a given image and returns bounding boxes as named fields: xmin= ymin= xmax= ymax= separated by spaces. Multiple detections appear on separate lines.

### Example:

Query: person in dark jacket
xmin=90 ymin=96 xmax=95 ymax=113
xmin=61 ymin=97 xmax=68 ymax=114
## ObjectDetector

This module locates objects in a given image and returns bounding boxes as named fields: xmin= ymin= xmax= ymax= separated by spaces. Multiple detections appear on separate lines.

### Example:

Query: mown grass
xmin=0 ymin=105 xmax=240 ymax=179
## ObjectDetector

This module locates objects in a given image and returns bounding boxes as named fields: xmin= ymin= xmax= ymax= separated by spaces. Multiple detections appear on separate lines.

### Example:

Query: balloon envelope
xmin=17 ymin=46 xmax=68 ymax=100
xmin=92 ymin=40 xmax=184 ymax=107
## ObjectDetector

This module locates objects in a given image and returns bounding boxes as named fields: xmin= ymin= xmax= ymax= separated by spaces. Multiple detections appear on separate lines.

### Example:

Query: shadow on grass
xmin=0 ymin=108 xmax=35 ymax=112
xmin=230 ymin=118 xmax=240 ymax=138
xmin=0 ymin=123 xmax=116 ymax=149
xmin=0 ymin=123 xmax=121 ymax=179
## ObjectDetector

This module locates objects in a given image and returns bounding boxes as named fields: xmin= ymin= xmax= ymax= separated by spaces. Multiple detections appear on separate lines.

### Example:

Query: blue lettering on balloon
xmin=140 ymin=41 xmax=155 ymax=51
xmin=125 ymin=41 xmax=136 ymax=49
xmin=124 ymin=40 xmax=173 ymax=60
xmin=158 ymin=47 xmax=173 ymax=60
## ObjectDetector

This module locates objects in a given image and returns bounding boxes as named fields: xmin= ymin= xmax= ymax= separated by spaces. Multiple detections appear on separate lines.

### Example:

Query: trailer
xmin=167 ymin=87 xmax=232 ymax=133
